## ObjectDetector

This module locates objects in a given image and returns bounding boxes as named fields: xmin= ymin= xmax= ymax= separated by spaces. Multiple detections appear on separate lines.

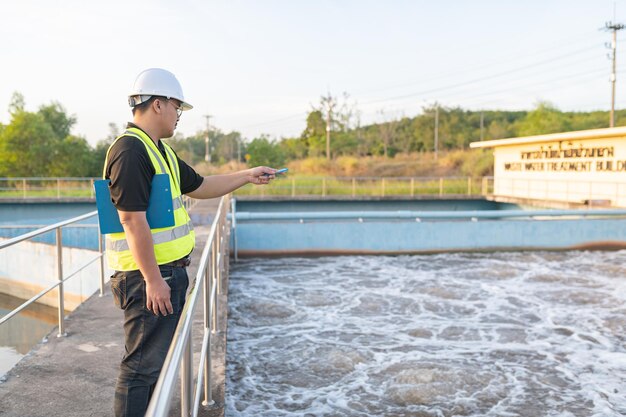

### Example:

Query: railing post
xmin=382 ymin=178 xmax=385 ymax=197
xmin=231 ymin=198 xmax=238 ymax=262
xmin=57 ymin=179 xmax=61 ymax=199
xmin=439 ymin=178 xmax=443 ymax=196
xmin=56 ymin=228 xmax=66 ymax=337
xmin=322 ymin=178 xmax=326 ymax=197
xmin=211 ymin=240 xmax=218 ymax=333
xmin=22 ymin=179 xmax=26 ymax=199
xmin=352 ymin=178 xmax=356 ymax=197
xmin=202 ymin=265 xmax=214 ymax=407
xmin=98 ymin=232 xmax=105 ymax=297
xmin=291 ymin=177 xmax=296 ymax=197
xmin=90 ymin=179 xmax=95 ymax=199
xmin=180 ymin=336 xmax=193 ymax=416
xmin=216 ymin=225 xmax=222 ymax=295
xmin=411 ymin=178 xmax=415 ymax=197
xmin=467 ymin=177 xmax=471 ymax=195
xmin=481 ymin=177 xmax=487 ymax=195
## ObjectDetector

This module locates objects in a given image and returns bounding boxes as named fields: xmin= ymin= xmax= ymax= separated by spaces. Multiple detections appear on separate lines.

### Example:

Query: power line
xmin=359 ymin=44 xmax=603 ymax=106
xmin=358 ymin=55 xmax=611 ymax=113
xmin=355 ymin=67 xmax=624 ymax=122
xmin=237 ymin=34 xmax=626 ymax=135
xmin=352 ymin=30 xmax=605 ymax=97
xmin=240 ymin=112 xmax=305 ymax=128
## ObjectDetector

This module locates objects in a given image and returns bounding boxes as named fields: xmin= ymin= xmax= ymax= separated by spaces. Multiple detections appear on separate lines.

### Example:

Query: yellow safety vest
xmin=103 ymin=127 xmax=195 ymax=271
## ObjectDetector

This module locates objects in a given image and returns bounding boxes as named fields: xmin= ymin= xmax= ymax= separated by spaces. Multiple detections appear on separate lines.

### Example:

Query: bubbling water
xmin=226 ymin=252 xmax=626 ymax=416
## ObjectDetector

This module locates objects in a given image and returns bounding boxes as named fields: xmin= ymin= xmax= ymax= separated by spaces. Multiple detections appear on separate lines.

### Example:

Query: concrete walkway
xmin=0 ymin=198 xmax=227 ymax=417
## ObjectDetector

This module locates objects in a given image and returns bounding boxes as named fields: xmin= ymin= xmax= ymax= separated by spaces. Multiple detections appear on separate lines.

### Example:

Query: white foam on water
xmin=226 ymin=252 xmax=626 ymax=416
xmin=0 ymin=346 xmax=23 ymax=378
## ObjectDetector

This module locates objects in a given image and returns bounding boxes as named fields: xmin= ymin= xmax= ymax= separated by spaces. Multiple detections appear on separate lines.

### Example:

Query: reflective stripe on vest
xmin=103 ymin=128 xmax=195 ymax=271
xmin=106 ymin=220 xmax=194 ymax=252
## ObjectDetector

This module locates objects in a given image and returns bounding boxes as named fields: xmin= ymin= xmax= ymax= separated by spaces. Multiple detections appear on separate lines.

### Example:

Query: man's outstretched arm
xmin=186 ymin=166 xmax=277 ymax=199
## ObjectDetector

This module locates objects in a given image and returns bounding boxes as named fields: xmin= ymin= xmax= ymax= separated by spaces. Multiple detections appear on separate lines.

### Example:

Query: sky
xmin=1 ymin=0 xmax=626 ymax=146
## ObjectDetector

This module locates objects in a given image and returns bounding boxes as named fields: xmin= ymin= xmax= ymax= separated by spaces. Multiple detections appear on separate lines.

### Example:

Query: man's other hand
xmin=145 ymin=277 xmax=174 ymax=316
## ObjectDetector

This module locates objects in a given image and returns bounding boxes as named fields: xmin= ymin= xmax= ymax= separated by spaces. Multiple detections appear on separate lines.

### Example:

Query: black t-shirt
xmin=105 ymin=123 xmax=204 ymax=211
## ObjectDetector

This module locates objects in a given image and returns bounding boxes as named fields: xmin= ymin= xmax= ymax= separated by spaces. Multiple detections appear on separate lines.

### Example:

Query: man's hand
xmin=186 ymin=166 xmax=279 ymax=199
xmin=247 ymin=166 xmax=276 ymax=185
xmin=145 ymin=277 xmax=173 ymax=316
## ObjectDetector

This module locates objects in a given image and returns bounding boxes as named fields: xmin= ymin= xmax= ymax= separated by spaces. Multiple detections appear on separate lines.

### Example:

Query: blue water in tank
xmin=0 ymin=203 xmax=98 ymax=250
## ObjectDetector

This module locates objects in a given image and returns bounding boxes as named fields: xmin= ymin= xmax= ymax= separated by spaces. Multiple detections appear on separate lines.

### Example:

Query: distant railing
xmin=0 ymin=211 xmax=106 ymax=335
xmin=234 ymin=176 xmax=490 ymax=198
xmin=0 ymin=177 xmax=98 ymax=199
xmin=145 ymin=194 xmax=231 ymax=417
xmin=0 ymin=177 xmax=493 ymax=200
xmin=0 ymin=178 xmax=201 ymax=210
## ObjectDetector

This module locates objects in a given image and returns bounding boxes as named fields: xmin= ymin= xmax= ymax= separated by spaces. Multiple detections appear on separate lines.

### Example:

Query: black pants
xmin=110 ymin=265 xmax=189 ymax=417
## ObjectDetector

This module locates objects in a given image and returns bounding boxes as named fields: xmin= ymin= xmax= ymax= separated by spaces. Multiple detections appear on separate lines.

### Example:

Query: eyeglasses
xmin=168 ymin=100 xmax=183 ymax=118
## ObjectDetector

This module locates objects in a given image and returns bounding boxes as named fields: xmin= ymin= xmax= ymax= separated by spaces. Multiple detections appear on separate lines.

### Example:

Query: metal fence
xmin=4 ymin=176 xmax=626 ymax=205
xmin=0 ymin=178 xmax=201 ymax=210
xmin=0 ymin=211 xmax=106 ymax=334
xmin=0 ymin=177 xmax=97 ymax=199
xmin=145 ymin=194 xmax=231 ymax=417
xmin=234 ymin=176 xmax=490 ymax=198
xmin=0 ymin=177 xmax=492 ymax=200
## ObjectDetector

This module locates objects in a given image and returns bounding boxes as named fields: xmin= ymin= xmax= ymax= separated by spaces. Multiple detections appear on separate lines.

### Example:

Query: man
xmin=104 ymin=68 xmax=276 ymax=417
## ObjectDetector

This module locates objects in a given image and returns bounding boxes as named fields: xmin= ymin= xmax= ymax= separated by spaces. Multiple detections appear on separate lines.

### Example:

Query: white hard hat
xmin=128 ymin=68 xmax=193 ymax=110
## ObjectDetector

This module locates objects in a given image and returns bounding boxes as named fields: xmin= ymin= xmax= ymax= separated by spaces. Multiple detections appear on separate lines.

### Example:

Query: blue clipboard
xmin=94 ymin=174 xmax=175 ymax=234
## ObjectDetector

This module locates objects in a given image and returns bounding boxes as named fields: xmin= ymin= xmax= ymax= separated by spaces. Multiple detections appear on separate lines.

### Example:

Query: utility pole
xmin=480 ymin=111 xmax=485 ymax=141
xmin=323 ymin=94 xmax=336 ymax=161
xmin=204 ymin=115 xmax=211 ymax=162
xmin=434 ymin=106 xmax=439 ymax=161
xmin=605 ymin=20 xmax=625 ymax=127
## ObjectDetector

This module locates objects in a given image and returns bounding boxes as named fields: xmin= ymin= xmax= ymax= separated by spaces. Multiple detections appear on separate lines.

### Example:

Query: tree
xmin=301 ymin=110 xmax=325 ymax=157
xmin=516 ymin=101 xmax=570 ymax=136
xmin=0 ymin=111 xmax=57 ymax=176
xmin=87 ymin=123 xmax=123 ymax=176
xmin=52 ymin=135 xmax=94 ymax=177
xmin=0 ymin=94 xmax=93 ymax=177
xmin=377 ymin=109 xmax=398 ymax=157
xmin=279 ymin=137 xmax=308 ymax=160
xmin=8 ymin=92 xmax=25 ymax=115
xmin=246 ymin=136 xmax=285 ymax=167
xmin=38 ymin=102 xmax=76 ymax=139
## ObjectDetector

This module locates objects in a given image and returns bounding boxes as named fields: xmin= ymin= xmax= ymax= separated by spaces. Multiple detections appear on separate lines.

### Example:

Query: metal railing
xmin=0 ymin=177 xmax=98 ymax=199
xmin=0 ymin=176 xmax=493 ymax=200
xmin=145 ymin=194 xmax=231 ymax=417
xmin=233 ymin=208 xmax=626 ymax=221
xmin=0 ymin=211 xmax=106 ymax=335
xmin=234 ymin=176 xmax=488 ymax=198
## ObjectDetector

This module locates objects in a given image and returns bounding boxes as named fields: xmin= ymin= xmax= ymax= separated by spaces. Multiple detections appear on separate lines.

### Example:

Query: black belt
xmin=163 ymin=256 xmax=191 ymax=268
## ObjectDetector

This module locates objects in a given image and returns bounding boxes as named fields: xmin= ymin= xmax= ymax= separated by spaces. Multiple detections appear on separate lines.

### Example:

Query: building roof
xmin=469 ymin=126 xmax=626 ymax=149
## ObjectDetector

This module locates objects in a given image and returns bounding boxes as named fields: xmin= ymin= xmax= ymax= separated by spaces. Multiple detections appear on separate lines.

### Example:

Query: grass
xmin=233 ymin=176 xmax=487 ymax=197
xmin=0 ymin=179 xmax=96 ymax=199
xmin=0 ymin=170 xmax=491 ymax=200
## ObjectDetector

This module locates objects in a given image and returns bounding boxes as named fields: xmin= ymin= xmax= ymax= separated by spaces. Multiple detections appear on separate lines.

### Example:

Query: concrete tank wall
xmin=0 ymin=238 xmax=113 ymax=310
